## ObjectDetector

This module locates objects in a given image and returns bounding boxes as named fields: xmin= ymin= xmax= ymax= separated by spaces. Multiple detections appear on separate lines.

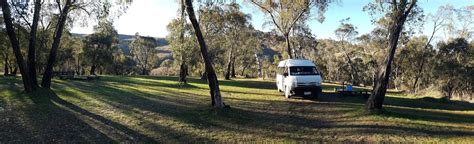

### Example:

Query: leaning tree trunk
xmin=366 ymin=0 xmax=416 ymax=111
xmin=241 ymin=64 xmax=248 ymax=77
xmin=1 ymin=1 xmax=33 ymax=92
xmin=367 ymin=23 xmax=403 ymax=110
xmin=41 ymin=0 xmax=72 ymax=89
xmin=367 ymin=18 xmax=408 ymax=110
xmin=185 ymin=0 xmax=225 ymax=108
xmin=27 ymin=0 xmax=42 ymax=88
xmin=412 ymin=28 xmax=436 ymax=92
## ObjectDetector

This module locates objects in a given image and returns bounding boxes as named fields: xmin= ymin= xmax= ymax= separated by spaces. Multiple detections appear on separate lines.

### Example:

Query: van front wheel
xmin=312 ymin=88 xmax=322 ymax=99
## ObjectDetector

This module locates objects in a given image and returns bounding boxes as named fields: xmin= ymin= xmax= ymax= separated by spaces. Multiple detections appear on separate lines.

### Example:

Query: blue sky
xmin=71 ymin=0 xmax=473 ymax=40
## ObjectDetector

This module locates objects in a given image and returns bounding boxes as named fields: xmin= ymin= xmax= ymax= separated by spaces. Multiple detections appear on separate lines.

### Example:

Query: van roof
xmin=278 ymin=59 xmax=315 ymax=67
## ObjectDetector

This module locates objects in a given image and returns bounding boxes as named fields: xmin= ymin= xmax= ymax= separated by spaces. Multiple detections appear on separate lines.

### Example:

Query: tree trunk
xmin=179 ymin=61 xmax=188 ymax=83
xmin=141 ymin=68 xmax=147 ymax=75
xmin=12 ymin=66 xmax=18 ymax=75
xmin=346 ymin=55 xmax=357 ymax=85
xmin=90 ymin=65 xmax=96 ymax=75
xmin=412 ymin=58 xmax=424 ymax=92
xmin=412 ymin=27 xmax=436 ymax=92
xmin=367 ymin=22 xmax=406 ymax=110
xmin=185 ymin=0 xmax=225 ymax=108
xmin=0 ymin=1 xmax=33 ymax=92
xmin=200 ymin=71 xmax=207 ymax=80
xmin=340 ymin=40 xmax=358 ymax=85
xmin=285 ymin=34 xmax=293 ymax=59
xmin=225 ymin=46 xmax=234 ymax=80
xmin=256 ymin=55 xmax=263 ymax=78
xmin=241 ymin=64 xmax=248 ymax=77
xmin=3 ymin=54 xmax=9 ymax=75
xmin=41 ymin=0 xmax=73 ymax=89
xmin=27 ymin=0 xmax=42 ymax=88
xmin=366 ymin=0 xmax=416 ymax=111
xmin=231 ymin=59 xmax=236 ymax=78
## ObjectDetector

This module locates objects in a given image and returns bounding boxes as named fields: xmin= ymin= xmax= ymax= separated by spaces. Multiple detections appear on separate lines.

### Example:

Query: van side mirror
xmin=283 ymin=73 xmax=288 ymax=77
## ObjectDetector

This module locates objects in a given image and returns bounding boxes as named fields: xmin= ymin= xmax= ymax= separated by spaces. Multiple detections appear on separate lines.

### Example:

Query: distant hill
xmin=72 ymin=33 xmax=170 ymax=55
xmin=71 ymin=33 xmax=168 ymax=46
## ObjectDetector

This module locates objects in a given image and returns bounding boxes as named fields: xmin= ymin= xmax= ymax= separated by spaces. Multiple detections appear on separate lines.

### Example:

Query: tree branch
xmin=12 ymin=4 xmax=32 ymax=29
xmin=250 ymin=0 xmax=284 ymax=34
xmin=403 ymin=0 xmax=417 ymax=18
xmin=56 ymin=0 xmax=62 ymax=12
xmin=286 ymin=6 xmax=310 ymax=34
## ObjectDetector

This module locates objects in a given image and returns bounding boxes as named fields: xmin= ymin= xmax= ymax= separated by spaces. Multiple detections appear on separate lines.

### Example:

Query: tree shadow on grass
xmin=0 ymin=89 xmax=116 ymax=143
xmin=45 ymin=77 xmax=474 ymax=142
xmin=36 ymin=89 xmax=157 ymax=142
xmin=96 ymin=85 xmax=474 ymax=142
xmin=314 ymin=92 xmax=474 ymax=111
xmin=55 ymin=81 xmax=217 ymax=142
xmin=310 ymin=92 xmax=474 ymax=124
xmin=125 ymin=75 xmax=277 ymax=90
xmin=80 ymin=82 xmax=473 ymax=142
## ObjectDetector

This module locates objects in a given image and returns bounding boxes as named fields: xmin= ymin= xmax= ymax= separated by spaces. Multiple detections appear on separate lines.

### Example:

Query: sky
xmin=71 ymin=0 xmax=474 ymax=40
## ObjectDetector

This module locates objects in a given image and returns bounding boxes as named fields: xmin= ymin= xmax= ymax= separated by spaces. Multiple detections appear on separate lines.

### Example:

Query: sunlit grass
xmin=1 ymin=76 xmax=473 ymax=143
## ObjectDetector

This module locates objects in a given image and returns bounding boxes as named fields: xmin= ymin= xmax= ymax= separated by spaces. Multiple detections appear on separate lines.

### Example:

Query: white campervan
xmin=276 ymin=59 xmax=322 ymax=99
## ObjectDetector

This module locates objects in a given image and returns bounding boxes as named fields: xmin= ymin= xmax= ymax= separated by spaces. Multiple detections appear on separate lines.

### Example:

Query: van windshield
xmin=289 ymin=66 xmax=319 ymax=76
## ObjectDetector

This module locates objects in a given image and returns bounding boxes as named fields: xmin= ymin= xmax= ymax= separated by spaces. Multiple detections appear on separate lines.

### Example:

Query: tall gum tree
xmin=224 ymin=3 xmax=249 ymax=80
xmin=183 ymin=0 xmax=225 ymax=108
xmin=334 ymin=18 xmax=359 ymax=85
xmin=411 ymin=5 xmax=447 ymax=92
xmin=0 ymin=0 xmax=34 ymax=92
xmin=41 ymin=0 xmax=75 ymax=88
xmin=41 ymin=0 xmax=132 ymax=88
xmin=365 ymin=0 xmax=418 ymax=111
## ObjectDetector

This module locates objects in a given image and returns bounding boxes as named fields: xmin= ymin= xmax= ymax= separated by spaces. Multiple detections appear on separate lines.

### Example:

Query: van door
xmin=276 ymin=67 xmax=283 ymax=90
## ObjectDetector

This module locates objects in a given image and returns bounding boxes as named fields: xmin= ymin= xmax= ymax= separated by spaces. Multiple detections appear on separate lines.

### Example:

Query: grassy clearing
xmin=1 ymin=76 xmax=473 ymax=143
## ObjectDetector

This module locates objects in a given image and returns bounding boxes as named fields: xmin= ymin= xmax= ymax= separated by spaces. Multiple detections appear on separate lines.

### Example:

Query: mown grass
xmin=1 ymin=76 xmax=473 ymax=143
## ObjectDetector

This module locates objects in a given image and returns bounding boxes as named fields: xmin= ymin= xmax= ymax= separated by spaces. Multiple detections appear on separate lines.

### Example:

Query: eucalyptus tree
xmin=223 ymin=3 xmax=250 ymax=80
xmin=198 ymin=4 xmax=227 ymax=73
xmin=83 ymin=21 xmax=119 ymax=75
xmin=9 ymin=0 xmax=43 ymax=87
xmin=411 ymin=6 xmax=447 ymax=92
xmin=41 ymin=0 xmax=76 ymax=88
xmin=435 ymin=38 xmax=473 ymax=100
xmin=1 ymin=0 xmax=34 ymax=91
xmin=42 ymin=0 xmax=132 ymax=88
xmin=0 ymin=31 xmax=10 ymax=75
xmin=397 ymin=36 xmax=435 ymax=91
xmin=167 ymin=18 xmax=200 ymax=83
xmin=129 ymin=33 xmax=158 ymax=75
xmin=249 ymin=0 xmax=330 ymax=59
xmin=183 ymin=0 xmax=225 ymax=108
xmin=365 ymin=0 xmax=420 ymax=111
xmin=455 ymin=6 xmax=473 ymax=40
xmin=170 ymin=0 xmax=190 ymax=83
xmin=334 ymin=18 xmax=359 ymax=85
